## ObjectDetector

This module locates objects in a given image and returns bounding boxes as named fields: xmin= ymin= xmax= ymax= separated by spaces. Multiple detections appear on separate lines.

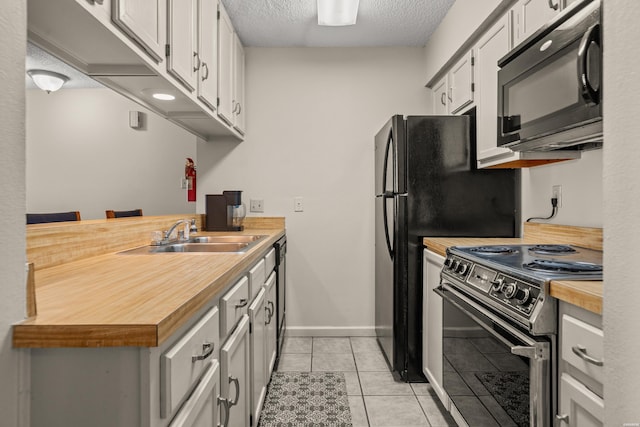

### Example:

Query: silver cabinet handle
xmin=440 ymin=92 xmax=446 ymax=106
xmin=235 ymin=298 xmax=248 ymax=309
xmin=265 ymin=305 xmax=272 ymax=324
xmin=228 ymin=376 xmax=240 ymax=406
xmin=447 ymin=87 xmax=453 ymax=102
xmin=235 ymin=103 xmax=242 ymax=115
xmin=555 ymin=414 xmax=569 ymax=426
xmin=268 ymin=301 xmax=275 ymax=323
xmin=218 ymin=397 xmax=230 ymax=427
xmin=191 ymin=342 xmax=214 ymax=363
xmin=548 ymin=0 xmax=559 ymax=11
xmin=572 ymin=345 xmax=604 ymax=366
xmin=201 ymin=62 xmax=209 ymax=81
xmin=193 ymin=52 xmax=201 ymax=72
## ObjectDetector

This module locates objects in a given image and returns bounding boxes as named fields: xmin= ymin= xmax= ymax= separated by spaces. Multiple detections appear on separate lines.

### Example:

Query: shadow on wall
xmin=196 ymin=137 xmax=241 ymax=187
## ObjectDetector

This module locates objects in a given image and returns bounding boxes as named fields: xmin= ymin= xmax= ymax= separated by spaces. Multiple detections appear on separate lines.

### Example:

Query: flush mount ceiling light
xmin=152 ymin=93 xmax=176 ymax=101
xmin=27 ymin=69 xmax=69 ymax=93
xmin=317 ymin=0 xmax=360 ymax=26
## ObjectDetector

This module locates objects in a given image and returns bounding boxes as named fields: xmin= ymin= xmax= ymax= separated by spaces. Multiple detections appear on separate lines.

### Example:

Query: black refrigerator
xmin=374 ymin=112 xmax=520 ymax=382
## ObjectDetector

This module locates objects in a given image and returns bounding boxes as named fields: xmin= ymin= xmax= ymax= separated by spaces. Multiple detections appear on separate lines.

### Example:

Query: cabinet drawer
xmin=169 ymin=360 xmax=220 ymax=427
xmin=561 ymin=314 xmax=604 ymax=386
xmin=248 ymin=259 xmax=266 ymax=301
xmin=559 ymin=373 xmax=604 ymax=426
xmin=220 ymin=277 xmax=249 ymax=337
xmin=264 ymin=248 xmax=276 ymax=275
xmin=161 ymin=306 xmax=220 ymax=418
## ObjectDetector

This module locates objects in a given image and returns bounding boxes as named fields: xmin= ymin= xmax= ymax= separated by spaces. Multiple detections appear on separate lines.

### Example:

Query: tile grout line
xmin=350 ymin=337 xmax=372 ymax=427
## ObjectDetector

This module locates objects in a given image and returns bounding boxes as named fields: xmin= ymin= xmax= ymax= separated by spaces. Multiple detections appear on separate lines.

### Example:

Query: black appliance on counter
xmin=374 ymin=112 xmax=520 ymax=382
xmin=438 ymin=244 xmax=603 ymax=426
xmin=498 ymin=0 xmax=602 ymax=152
xmin=274 ymin=235 xmax=287 ymax=368
xmin=205 ymin=190 xmax=245 ymax=231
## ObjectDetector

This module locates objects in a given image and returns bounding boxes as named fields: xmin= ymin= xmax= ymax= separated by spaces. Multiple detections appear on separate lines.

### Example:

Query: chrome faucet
xmin=162 ymin=219 xmax=192 ymax=244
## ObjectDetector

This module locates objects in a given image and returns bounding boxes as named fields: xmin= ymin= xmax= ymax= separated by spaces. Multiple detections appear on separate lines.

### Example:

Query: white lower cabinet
xmin=220 ymin=314 xmax=251 ymax=427
xmin=249 ymin=288 xmax=268 ymax=425
xmin=264 ymin=271 xmax=278 ymax=377
xmin=557 ymin=302 xmax=604 ymax=427
xmin=422 ymin=249 xmax=447 ymax=407
xmin=168 ymin=360 xmax=222 ymax=427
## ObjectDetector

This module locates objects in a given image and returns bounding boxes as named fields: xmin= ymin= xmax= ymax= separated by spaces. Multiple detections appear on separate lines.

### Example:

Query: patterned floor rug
xmin=258 ymin=372 xmax=352 ymax=427
xmin=475 ymin=371 xmax=529 ymax=427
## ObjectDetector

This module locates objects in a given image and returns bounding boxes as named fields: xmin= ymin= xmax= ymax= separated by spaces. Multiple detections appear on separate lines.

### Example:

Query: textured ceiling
xmin=222 ymin=0 xmax=456 ymax=47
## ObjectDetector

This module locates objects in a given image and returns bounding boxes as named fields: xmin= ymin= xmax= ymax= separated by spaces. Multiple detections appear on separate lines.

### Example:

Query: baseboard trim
xmin=285 ymin=326 xmax=376 ymax=337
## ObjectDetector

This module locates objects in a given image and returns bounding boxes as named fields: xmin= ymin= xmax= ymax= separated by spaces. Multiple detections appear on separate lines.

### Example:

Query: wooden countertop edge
xmin=13 ymin=228 xmax=285 ymax=348
xmin=422 ymin=236 xmax=603 ymax=315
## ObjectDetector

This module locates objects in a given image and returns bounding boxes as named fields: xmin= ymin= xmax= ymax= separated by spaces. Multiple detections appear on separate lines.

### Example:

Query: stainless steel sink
xmin=187 ymin=235 xmax=266 ymax=244
xmin=119 ymin=235 xmax=266 ymax=255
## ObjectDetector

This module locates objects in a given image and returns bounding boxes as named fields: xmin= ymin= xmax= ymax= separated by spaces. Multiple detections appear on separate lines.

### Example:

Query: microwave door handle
xmin=577 ymin=23 xmax=601 ymax=105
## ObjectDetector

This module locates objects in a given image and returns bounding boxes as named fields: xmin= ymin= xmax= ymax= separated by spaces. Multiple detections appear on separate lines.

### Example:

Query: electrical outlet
xmin=294 ymin=197 xmax=304 ymax=212
xmin=552 ymin=185 xmax=562 ymax=208
xmin=250 ymin=199 xmax=264 ymax=213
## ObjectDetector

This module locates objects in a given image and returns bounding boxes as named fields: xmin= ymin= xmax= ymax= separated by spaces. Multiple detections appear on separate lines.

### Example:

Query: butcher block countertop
xmin=14 ymin=216 xmax=285 ymax=348
xmin=423 ymin=223 xmax=603 ymax=315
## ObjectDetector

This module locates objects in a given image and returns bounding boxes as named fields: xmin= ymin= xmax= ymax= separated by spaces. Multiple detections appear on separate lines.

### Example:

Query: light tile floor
xmin=277 ymin=337 xmax=457 ymax=427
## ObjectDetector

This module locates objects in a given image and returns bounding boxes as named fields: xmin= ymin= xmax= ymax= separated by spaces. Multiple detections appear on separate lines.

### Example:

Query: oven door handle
xmin=435 ymin=283 xmax=546 ymax=354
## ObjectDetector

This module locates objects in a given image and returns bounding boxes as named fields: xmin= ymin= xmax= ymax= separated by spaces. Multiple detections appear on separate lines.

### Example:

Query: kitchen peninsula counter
xmin=13 ymin=216 xmax=285 ymax=348
xmin=423 ymin=223 xmax=603 ymax=314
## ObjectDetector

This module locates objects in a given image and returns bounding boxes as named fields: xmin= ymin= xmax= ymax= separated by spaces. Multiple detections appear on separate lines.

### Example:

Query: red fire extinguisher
xmin=185 ymin=158 xmax=196 ymax=202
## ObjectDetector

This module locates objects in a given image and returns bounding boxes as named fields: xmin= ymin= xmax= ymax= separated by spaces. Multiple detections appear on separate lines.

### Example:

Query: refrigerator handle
xmin=381 ymin=128 xmax=395 ymax=260
xmin=382 ymin=193 xmax=394 ymax=260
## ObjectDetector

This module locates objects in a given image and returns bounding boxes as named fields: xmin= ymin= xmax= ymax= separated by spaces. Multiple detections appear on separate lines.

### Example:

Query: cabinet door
xmin=197 ymin=0 xmax=218 ymax=110
xmin=220 ymin=315 xmax=251 ymax=427
xmin=422 ymin=250 xmax=447 ymax=407
xmin=113 ymin=0 xmax=164 ymax=62
xmin=232 ymin=33 xmax=245 ymax=134
xmin=168 ymin=361 xmax=221 ymax=427
xmin=449 ymin=51 xmax=474 ymax=114
xmin=220 ymin=277 xmax=249 ymax=337
xmin=248 ymin=289 xmax=267 ymax=425
xmin=432 ymin=76 xmax=449 ymax=115
xmin=512 ymin=0 xmax=561 ymax=47
xmin=475 ymin=15 xmax=516 ymax=164
xmin=167 ymin=0 xmax=198 ymax=91
xmin=264 ymin=272 xmax=277 ymax=377
xmin=217 ymin=2 xmax=235 ymax=126
xmin=558 ymin=374 xmax=604 ymax=427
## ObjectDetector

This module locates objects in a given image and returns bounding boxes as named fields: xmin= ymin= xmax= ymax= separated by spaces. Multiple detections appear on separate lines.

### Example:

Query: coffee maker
xmin=205 ymin=191 xmax=246 ymax=231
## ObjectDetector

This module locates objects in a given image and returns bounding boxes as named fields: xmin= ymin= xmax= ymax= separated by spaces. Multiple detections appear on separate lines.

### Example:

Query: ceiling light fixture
xmin=317 ymin=0 xmax=360 ymax=26
xmin=27 ymin=69 xmax=69 ymax=93
xmin=152 ymin=93 xmax=176 ymax=101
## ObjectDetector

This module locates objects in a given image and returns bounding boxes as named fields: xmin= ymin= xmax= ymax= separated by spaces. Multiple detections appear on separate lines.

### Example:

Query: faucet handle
xmin=190 ymin=219 xmax=198 ymax=234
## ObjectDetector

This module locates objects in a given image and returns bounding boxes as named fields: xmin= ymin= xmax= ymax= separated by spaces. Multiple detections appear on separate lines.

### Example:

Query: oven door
xmin=436 ymin=282 xmax=553 ymax=427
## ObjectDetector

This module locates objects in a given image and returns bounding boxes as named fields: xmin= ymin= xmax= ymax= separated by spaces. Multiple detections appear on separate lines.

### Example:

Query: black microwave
xmin=497 ymin=0 xmax=602 ymax=152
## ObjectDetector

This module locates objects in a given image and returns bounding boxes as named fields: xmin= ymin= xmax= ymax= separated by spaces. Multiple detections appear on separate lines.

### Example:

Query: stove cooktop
xmin=450 ymin=244 xmax=603 ymax=282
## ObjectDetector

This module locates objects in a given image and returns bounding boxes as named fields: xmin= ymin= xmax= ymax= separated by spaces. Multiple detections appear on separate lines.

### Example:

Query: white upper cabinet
xmin=167 ymin=0 xmax=198 ymax=91
xmin=475 ymin=15 xmax=513 ymax=165
xmin=448 ymin=51 xmax=474 ymax=114
xmin=112 ymin=0 xmax=165 ymax=63
xmin=197 ymin=0 xmax=219 ymax=110
xmin=511 ymin=0 xmax=562 ymax=48
xmin=432 ymin=75 xmax=449 ymax=115
xmin=217 ymin=3 xmax=245 ymax=134
xmin=233 ymin=33 xmax=246 ymax=134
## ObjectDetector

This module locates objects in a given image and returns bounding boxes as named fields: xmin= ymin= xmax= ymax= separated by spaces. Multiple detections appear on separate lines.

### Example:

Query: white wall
xmin=197 ymin=47 xmax=429 ymax=334
xmin=26 ymin=88 xmax=198 ymax=220
xmin=0 ymin=1 xmax=27 ymax=426
xmin=521 ymin=149 xmax=603 ymax=227
xmin=602 ymin=1 xmax=640 ymax=424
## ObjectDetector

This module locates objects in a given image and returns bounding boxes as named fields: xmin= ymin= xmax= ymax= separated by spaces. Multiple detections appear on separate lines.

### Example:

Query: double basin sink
xmin=120 ymin=235 xmax=267 ymax=255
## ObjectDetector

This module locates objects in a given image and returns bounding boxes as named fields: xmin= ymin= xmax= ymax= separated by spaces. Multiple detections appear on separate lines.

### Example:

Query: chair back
xmin=106 ymin=209 xmax=143 ymax=219
xmin=27 ymin=211 xmax=81 ymax=224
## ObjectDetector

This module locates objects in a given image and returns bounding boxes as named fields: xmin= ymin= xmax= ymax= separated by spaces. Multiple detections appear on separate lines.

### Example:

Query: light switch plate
xmin=294 ymin=197 xmax=304 ymax=212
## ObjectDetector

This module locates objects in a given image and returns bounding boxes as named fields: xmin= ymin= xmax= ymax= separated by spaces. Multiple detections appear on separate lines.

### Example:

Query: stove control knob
xmin=451 ymin=260 xmax=460 ymax=271
xmin=444 ymin=257 xmax=453 ymax=268
xmin=490 ymin=278 xmax=505 ymax=292
xmin=457 ymin=263 xmax=468 ymax=274
xmin=504 ymin=283 xmax=518 ymax=299
xmin=514 ymin=288 xmax=531 ymax=305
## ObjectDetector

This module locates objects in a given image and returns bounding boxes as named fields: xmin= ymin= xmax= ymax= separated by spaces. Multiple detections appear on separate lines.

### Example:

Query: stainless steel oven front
xmin=436 ymin=282 xmax=555 ymax=427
